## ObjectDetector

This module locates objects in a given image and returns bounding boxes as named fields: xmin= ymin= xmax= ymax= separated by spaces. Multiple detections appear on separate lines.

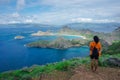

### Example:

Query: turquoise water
xmin=0 ymin=25 xmax=89 ymax=72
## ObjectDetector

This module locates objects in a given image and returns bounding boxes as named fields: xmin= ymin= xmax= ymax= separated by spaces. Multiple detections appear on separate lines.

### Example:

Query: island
xmin=26 ymin=37 xmax=89 ymax=49
xmin=28 ymin=26 xmax=120 ymax=49
xmin=31 ymin=29 xmax=87 ymax=39
xmin=14 ymin=36 xmax=25 ymax=40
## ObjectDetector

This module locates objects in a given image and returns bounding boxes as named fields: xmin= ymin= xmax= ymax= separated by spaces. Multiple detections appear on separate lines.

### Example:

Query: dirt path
xmin=33 ymin=66 xmax=120 ymax=80
xmin=70 ymin=66 xmax=120 ymax=80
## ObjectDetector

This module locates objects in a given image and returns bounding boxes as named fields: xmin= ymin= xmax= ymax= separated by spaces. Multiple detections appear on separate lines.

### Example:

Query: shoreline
xmin=54 ymin=33 xmax=87 ymax=39
xmin=31 ymin=32 xmax=87 ymax=39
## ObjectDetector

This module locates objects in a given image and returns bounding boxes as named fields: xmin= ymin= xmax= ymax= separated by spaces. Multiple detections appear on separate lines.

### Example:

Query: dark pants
xmin=90 ymin=53 xmax=99 ymax=59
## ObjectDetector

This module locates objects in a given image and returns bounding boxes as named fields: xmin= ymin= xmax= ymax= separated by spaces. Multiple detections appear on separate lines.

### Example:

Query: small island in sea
xmin=14 ymin=35 xmax=25 ymax=40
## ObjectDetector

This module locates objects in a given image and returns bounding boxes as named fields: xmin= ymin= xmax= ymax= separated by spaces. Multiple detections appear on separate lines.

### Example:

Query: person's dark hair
xmin=93 ymin=36 xmax=99 ymax=44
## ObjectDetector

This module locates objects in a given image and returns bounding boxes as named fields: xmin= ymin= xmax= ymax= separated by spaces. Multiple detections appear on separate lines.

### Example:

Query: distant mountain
xmin=59 ymin=25 xmax=95 ymax=37
xmin=0 ymin=23 xmax=54 ymax=28
xmin=59 ymin=25 xmax=120 ymax=46
xmin=62 ymin=22 xmax=120 ymax=33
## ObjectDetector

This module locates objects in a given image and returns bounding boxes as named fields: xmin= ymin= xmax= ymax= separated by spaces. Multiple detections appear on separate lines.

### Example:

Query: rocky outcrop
xmin=104 ymin=58 xmax=120 ymax=67
xmin=14 ymin=36 xmax=25 ymax=40
xmin=112 ymin=27 xmax=120 ymax=39
xmin=100 ymin=39 xmax=110 ymax=51
xmin=103 ymin=41 xmax=120 ymax=54
xmin=114 ymin=27 xmax=120 ymax=32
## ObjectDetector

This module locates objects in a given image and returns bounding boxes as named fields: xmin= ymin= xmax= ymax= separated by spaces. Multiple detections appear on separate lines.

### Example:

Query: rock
xmin=103 ymin=41 xmax=120 ymax=54
xmin=104 ymin=58 xmax=120 ymax=67
xmin=100 ymin=39 xmax=110 ymax=51
xmin=114 ymin=27 xmax=120 ymax=32
xmin=14 ymin=36 xmax=25 ymax=40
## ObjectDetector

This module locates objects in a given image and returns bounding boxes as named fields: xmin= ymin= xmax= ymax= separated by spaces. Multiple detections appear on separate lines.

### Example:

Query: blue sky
xmin=0 ymin=0 xmax=120 ymax=24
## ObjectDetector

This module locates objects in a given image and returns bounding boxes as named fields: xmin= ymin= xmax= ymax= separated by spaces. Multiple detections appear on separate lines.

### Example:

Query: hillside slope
xmin=29 ymin=66 xmax=120 ymax=80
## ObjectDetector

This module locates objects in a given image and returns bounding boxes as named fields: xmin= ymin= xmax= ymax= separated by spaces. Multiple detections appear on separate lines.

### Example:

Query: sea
xmin=0 ymin=23 xmax=119 ymax=72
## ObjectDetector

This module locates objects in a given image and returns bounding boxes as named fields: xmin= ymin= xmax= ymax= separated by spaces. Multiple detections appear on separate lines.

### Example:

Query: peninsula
xmin=26 ymin=37 xmax=88 ymax=49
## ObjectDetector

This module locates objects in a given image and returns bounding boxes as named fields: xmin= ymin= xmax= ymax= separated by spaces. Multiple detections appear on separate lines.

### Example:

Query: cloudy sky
xmin=0 ymin=0 xmax=120 ymax=24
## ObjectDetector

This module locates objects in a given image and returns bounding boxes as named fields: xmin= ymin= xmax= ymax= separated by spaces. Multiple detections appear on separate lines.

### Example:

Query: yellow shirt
xmin=89 ymin=41 xmax=102 ymax=56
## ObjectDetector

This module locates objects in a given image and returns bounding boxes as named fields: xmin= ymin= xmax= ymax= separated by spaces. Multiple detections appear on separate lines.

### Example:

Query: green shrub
xmin=55 ymin=61 xmax=70 ymax=71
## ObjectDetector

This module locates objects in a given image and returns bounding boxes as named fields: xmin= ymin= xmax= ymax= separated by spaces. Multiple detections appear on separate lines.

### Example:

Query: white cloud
xmin=0 ymin=12 xmax=41 ymax=24
xmin=12 ymin=12 xmax=20 ymax=17
xmin=71 ymin=18 xmax=117 ymax=23
xmin=17 ymin=0 xmax=25 ymax=10
xmin=0 ymin=0 xmax=120 ymax=24
xmin=41 ymin=0 xmax=96 ymax=7
xmin=71 ymin=18 xmax=93 ymax=22
xmin=8 ymin=21 xmax=21 ymax=24
xmin=24 ymin=19 xmax=33 ymax=23
xmin=35 ymin=0 xmax=120 ymax=24
xmin=94 ymin=19 xmax=116 ymax=23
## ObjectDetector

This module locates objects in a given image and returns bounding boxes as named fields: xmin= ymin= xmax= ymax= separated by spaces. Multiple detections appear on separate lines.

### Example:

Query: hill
xmin=59 ymin=26 xmax=120 ymax=45
xmin=103 ymin=41 xmax=120 ymax=54
xmin=26 ymin=37 xmax=88 ymax=49
xmin=63 ymin=22 xmax=120 ymax=33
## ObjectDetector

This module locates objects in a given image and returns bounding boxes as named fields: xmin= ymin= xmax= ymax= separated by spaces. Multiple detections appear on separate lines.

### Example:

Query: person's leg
xmin=93 ymin=54 xmax=99 ymax=72
xmin=90 ymin=55 xmax=93 ymax=71
xmin=91 ymin=59 xmax=95 ymax=71
xmin=91 ymin=59 xmax=93 ymax=70
xmin=94 ymin=59 xmax=98 ymax=71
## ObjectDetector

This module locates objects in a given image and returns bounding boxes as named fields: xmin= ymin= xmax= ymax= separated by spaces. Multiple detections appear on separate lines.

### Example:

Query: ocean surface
xmin=0 ymin=24 xmax=90 ymax=72
xmin=0 ymin=23 xmax=119 ymax=72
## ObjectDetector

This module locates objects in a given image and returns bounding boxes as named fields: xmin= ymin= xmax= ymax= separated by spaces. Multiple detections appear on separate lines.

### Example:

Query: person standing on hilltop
xmin=89 ymin=36 xmax=102 ymax=72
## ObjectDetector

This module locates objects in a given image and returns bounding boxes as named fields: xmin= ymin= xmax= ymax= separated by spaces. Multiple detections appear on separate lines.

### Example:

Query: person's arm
xmin=99 ymin=42 xmax=102 ymax=56
xmin=89 ymin=42 xmax=93 ymax=55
